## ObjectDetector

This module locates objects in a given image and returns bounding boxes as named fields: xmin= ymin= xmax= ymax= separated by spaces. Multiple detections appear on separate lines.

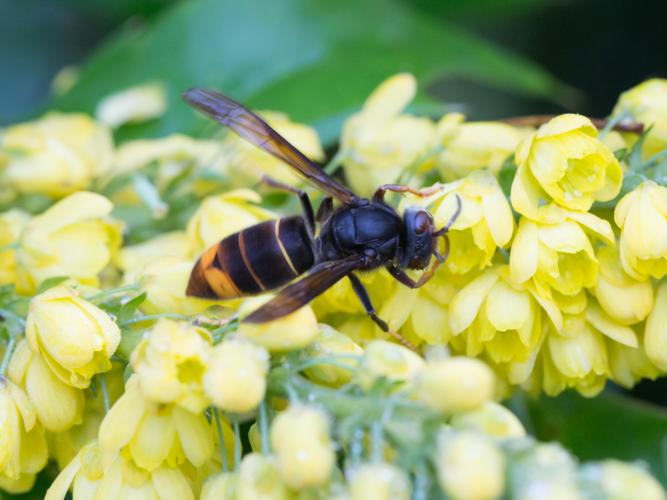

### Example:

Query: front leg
xmin=386 ymin=261 xmax=440 ymax=289
xmin=373 ymin=183 xmax=443 ymax=203
xmin=347 ymin=273 xmax=417 ymax=352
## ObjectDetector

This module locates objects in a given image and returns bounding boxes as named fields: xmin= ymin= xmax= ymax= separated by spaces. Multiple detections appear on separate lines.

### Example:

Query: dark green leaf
xmin=36 ymin=276 xmax=70 ymax=294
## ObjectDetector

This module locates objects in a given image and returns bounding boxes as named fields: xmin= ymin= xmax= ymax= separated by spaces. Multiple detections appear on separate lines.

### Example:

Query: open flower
xmin=25 ymin=285 xmax=120 ymax=389
xmin=341 ymin=73 xmax=436 ymax=196
xmin=14 ymin=191 xmax=121 ymax=294
xmin=0 ymin=112 xmax=113 ymax=197
xmin=614 ymin=181 xmax=667 ymax=280
xmin=511 ymin=114 xmax=622 ymax=216
xmin=115 ymin=230 xmax=193 ymax=282
xmin=0 ymin=209 xmax=30 ymax=286
xmin=645 ymin=282 xmax=667 ymax=371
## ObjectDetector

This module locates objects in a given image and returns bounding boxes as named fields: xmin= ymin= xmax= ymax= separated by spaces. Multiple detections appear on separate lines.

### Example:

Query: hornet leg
xmin=347 ymin=273 xmax=417 ymax=352
xmin=315 ymin=196 xmax=334 ymax=223
xmin=260 ymin=175 xmax=315 ymax=235
xmin=373 ymin=183 xmax=444 ymax=203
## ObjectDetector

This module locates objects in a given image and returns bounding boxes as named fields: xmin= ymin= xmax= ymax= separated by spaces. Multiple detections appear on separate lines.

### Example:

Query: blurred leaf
xmin=521 ymin=390 xmax=667 ymax=487
xmin=52 ymin=0 xmax=570 ymax=145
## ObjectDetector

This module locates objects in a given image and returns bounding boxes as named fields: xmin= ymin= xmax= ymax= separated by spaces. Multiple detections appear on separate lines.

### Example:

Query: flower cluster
xmin=0 ymin=75 xmax=666 ymax=497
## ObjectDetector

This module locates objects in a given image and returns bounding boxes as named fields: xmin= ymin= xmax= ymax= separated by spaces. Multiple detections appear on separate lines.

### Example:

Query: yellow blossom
xmin=238 ymin=295 xmax=319 ymax=352
xmin=0 ymin=209 xmax=30 ymax=286
xmin=613 ymin=78 xmax=667 ymax=159
xmin=14 ymin=191 xmax=122 ymax=294
xmin=303 ymin=324 xmax=363 ymax=387
xmin=270 ymin=404 xmax=335 ymax=489
xmin=608 ymin=332 xmax=660 ymax=389
xmin=25 ymin=285 xmax=120 ymax=389
xmin=413 ymin=170 xmax=514 ymax=274
xmin=614 ymin=181 xmax=667 ymax=280
xmin=645 ymin=282 xmax=667 ymax=371
xmin=47 ymin=406 xmax=104 ymax=470
xmin=413 ymin=357 xmax=495 ymax=414
xmin=96 ymin=82 xmax=167 ymax=128
xmin=8 ymin=339 xmax=84 ymax=432
xmin=356 ymin=340 xmax=424 ymax=390
xmin=341 ymin=73 xmax=436 ymax=196
xmin=510 ymin=207 xmax=614 ymax=299
xmin=588 ymin=460 xmax=667 ymax=500
xmin=203 ymin=339 xmax=269 ymax=414
xmin=187 ymin=189 xmax=275 ymax=253
xmin=201 ymin=472 xmax=237 ymax=500
xmin=436 ymin=112 xmax=528 ymax=180
xmin=349 ymin=462 xmax=411 ymax=500
xmin=115 ymin=230 xmax=193 ymax=282
xmin=131 ymin=319 xmax=211 ymax=413
xmin=0 ymin=112 xmax=113 ymax=197
xmin=450 ymin=401 xmax=526 ymax=438
xmin=435 ymin=429 xmax=505 ymax=500
xmin=593 ymin=245 xmax=654 ymax=325
xmin=511 ymin=114 xmax=622 ymax=216
xmin=236 ymin=453 xmax=291 ymax=500
xmin=0 ymin=378 xmax=48 ymax=488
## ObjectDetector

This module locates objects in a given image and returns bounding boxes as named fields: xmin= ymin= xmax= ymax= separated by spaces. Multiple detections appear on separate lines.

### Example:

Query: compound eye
xmin=414 ymin=211 xmax=430 ymax=234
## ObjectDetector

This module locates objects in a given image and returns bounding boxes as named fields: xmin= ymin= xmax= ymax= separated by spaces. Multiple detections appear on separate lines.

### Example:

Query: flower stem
xmin=323 ymin=150 xmax=347 ymax=175
xmin=213 ymin=408 xmax=229 ymax=472
xmin=121 ymin=312 xmax=188 ymax=326
xmin=85 ymin=284 xmax=140 ymax=303
xmin=0 ymin=335 xmax=17 ymax=377
xmin=259 ymin=399 xmax=270 ymax=455
xmin=98 ymin=373 xmax=110 ymax=413
xmin=132 ymin=174 xmax=169 ymax=219
xmin=232 ymin=417 xmax=242 ymax=469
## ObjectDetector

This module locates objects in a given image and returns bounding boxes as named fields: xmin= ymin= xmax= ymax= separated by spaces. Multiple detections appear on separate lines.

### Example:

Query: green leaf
xmin=52 ymin=0 xmax=570 ymax=145
xmin=519 ymin=390 xmax=667 ymax=487
xmin=35 ymin=276 xmax=70 ymax=294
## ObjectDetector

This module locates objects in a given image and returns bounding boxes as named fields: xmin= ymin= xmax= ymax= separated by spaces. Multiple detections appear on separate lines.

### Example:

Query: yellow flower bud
xmin=0 ymin=209 xmax=29 ymax=286
xmin=131 ymin=319 xmax=211 ymax=412
xmin=645 ymin=282 xmax=667 ymax=371
xmin=413 ymin=357 xmax=495 ymax=414
xmin=341 ymin=74 xmax=437 ymax=197
xmin=593 ymin=245 xmax=654 ymax=325
xmin=270 ymin=405 xmax=334 ymax=489
xmin=236 ymin=453 xmax=291 ymax=500
xmin=608 ymin=334 xmax=660 ymax=389
xmin=450 ymin=401 xmax=526 ymax=438
xmin=613 ymin=78 xmax=667 ymax=159
xmin=201 ymin=472 xmax=237 ymax=500
xmin=96 ymin=82 xmax=167 ymax=128
xmin=238 ymin=296 xmax=319 ymax=352
xmin=511 ymin=114 xmax=622 ymax=216
xmin=436 ymin=113 xmax=528 ymax=180
xmin=357 ymin=340 xmax=424 ymax=390
xmin=435 ymin=430 xmax=505 ymax=500
xmin=15 ymin=191 xmax=122 ymax=294
xmin=203 ymin=339 xmax=269 ymax=413
xmin=349 ymin=462 xmax=411 ymax=500
xmin=25 ymin=285 xmax=120 ymax=389
xmin=0 ymin=473 xmax=38 ymax=494
xmin=8 ymin=339 xmax=84 ymax=432
xmin=591 ymin=460 xmax=667 ymax=500
xmin=187 ymin=190 xmax=275 ymax=253
xmin=303 ymin=324 xmax=363 ymax=387
xmin=0 ymin=112 xmax=113 ymax=197
xmin=614 ymin=181 xmax=667 ymax=280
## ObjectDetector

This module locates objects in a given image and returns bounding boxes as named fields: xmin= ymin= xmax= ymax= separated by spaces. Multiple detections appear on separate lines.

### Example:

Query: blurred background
xmin=2 ymin=0 xmax=666 ymax=485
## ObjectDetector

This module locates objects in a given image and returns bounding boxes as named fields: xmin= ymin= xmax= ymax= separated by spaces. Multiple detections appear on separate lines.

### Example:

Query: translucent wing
xmin=183 ymin=88 xmax=358 ymax=204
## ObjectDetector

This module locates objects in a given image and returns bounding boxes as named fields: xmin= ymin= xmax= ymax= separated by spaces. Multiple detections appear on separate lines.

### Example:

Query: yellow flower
xmin=510 ymin=207 xmax=614 ymax=299
xmin=436 ymin=113 xmax=528 ymax=180
xmin=46 ymin=440 xmax=197 ymax=500
xmin=47 ymin=405 xmax=104 ymax=470
xmin=201 ymin=472 xmax=237 ymax=500
xmin=187 ymin=189 xmax=275 ymax=253
xmin=356 ymin=340 xmax=424 ymax=390
xmin=14 ymin=191 xmax=121 ymax=294
xmin=270 ymin=404 xmax=335 ymax=489
xmin=645 ymin=282 xmax=667 ymax=371
xmin=450 ymin=401 xmax=526 ymax=438
xmin=435 ymin=429 xmax=505 ymax=500
xmin=137 ymin=256 xmax=220 ymax=315
xmin=585 ymin=460 xmax=667 ymax=500
xmin=25 ymin=285 xmax=120 ymax=389
xmin=0 ymin=378 xmax=48 ymax=487
xmin=413 ymin=357 xmax=495 ymax=414
xmin=238 ymin=296 xmax=319 ymax=352
xmin=203 ymin=339 xmax=269 ymax=413
xmin=115 ymin=230 xmax=193 ymax=282
xmin=511 ymin=114 xmax=622 ymax=216
xmin=0 ymin=209 xmax=29 ymax=286
xmin=614 ymin=181 xmax=667 ymax=280
xmin=303 ymin=324 xmax=363 ymax=387
xmin=608 ymin=332 xmax=660 ymax=389
xmin=593 ymin=245 xmax=654 ymax=325
xmin=99 ymin=376 xmax=218 ymax=470
xmin=341 ymin=73 xmax=437 ymax=196
xmin=236 ymin=453 xmax=291 ymax=500
xmin=131 ymin=319 xmax=211 ymax=413
xmin=613 ymin=78 xmax=667 ymax=159
xmin=96 ymin=82 xmax=167 ymax=128
xmin=212 ymin=110 xmax=325 ymax=187
xmin=8 ymin=339 xmax=84 ymax=432
xmin=412 ymin=170 xmax=514 ymax=274
xmin=449 ymin=266 xmax=562 ymax=373
xmin=349 ymin=462 xmax=411 ymax=500
xmin=0 ymin=112 xmax=113 ymax=197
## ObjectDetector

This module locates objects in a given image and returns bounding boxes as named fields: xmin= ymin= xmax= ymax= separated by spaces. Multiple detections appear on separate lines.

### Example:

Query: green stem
xmin=132 ymin=174 xmax=169 ymax=219
xmin=350 ymin=428 xmax=364 ymax=466
xmin=370 ymin=420 xmax=384 ymax=462
xmin=121 ymin=312 xmax=188 ymax=326
xmin=211 ymin=320 xmax=239 ymax=344
xmin=213 ymin=408 xmax=229 ymax=472
xmin=98 ymin=373 xmax=110 ymax=413
xmin=85 ymin=284 xmax=140 ymax=303
xmin=232 ymin=418 xmax=242 ymax=469
xmin=259 ymin=400 xmax=270 ymax=455
xmin=323 ymin=150 xmax=348 ymax=175
xmin=0 ymin=336 xmax=17 ymax=376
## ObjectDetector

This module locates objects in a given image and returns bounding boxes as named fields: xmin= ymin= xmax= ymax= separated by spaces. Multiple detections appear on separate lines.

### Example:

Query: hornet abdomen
xmin=186 ymin=216 xmax=315 ymax=299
